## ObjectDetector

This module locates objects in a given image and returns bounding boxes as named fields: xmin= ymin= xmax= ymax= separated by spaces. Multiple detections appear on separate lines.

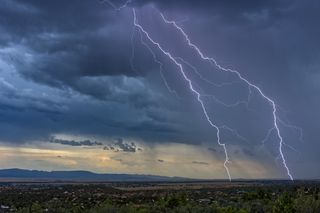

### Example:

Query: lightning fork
xmin=100 ymin=0 xmax=132 ymax=11
xmin=133 ymin=8 xmax=232 ymax=181
xmin=137 ymin=29 xmax=180 ymax=98
xmin=160 ymin=12 xmax=294 ymax=180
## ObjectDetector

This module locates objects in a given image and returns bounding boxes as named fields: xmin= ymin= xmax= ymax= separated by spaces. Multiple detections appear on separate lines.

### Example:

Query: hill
xmin=0 ymin=168 xmax=188 ymax=182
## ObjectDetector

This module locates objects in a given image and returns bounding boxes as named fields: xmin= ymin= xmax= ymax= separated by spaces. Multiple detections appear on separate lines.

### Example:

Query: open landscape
xmin=1 ymin=0 xmax=319 ymax=212
xmin=0 ymin=178 xmax=319 ymax=212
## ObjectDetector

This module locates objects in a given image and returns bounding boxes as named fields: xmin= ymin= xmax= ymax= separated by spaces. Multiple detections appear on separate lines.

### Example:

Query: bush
xmin=273 ymin=193 xmax=295 ymax=213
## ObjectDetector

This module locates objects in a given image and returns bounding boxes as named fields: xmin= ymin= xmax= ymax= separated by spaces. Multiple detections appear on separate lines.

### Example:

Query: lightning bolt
xmin=176 ymin=57 xmax=239 ymax=88
xmin=101 ymin=0 xmax=132 ymax=11
xmin=117 ymin=0 xmax=132 ymax=11
xmin=133 ymin=9 xmax=232 ymax=180
xmin=159 ymin=12 xmax=294 ymax=180
xmin=260 ymin=127 xmax=300 ymax=154
xmin=129 ymin=25 xmax=139 ymax=75
xmin=219 ymin=125 xmax=248 ymax=144
xmin=137 ymin=28 xmax=180 ymax=98
xmin=100 ymin=1 xmax=301 ymax=180
xmin=278 ymin=118 xmax=304 ymax=144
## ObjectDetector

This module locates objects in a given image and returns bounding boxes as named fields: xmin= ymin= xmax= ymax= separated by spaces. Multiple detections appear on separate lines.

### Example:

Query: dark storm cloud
xmin=0 ymin=78 xmax=65 ymax=115
xmin=0 ymin=0 xmax=319 ymax=178
xmin=0 ymin=0 xmax=157 ymax=90
xmin=0 ymin=77 xmax=67 ymax=142
xmin=129 ymin=0 xmax=320 ymax=178
xmin=0 ymin=0 xmax=189 ymax=144
xmin=0 ymin=0 xmax=296 ymax=102
xmin=136 ymin=0 xmax=290 ymax=14
xmin=132 ymin=0 xmax=295 ymax=29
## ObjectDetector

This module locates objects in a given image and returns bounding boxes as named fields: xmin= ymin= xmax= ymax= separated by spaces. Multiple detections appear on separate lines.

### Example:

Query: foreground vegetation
xmin=87 ymin=191 xmax=320 ymax=213
xmin=0 ymin=181 xmax=319 ymax=212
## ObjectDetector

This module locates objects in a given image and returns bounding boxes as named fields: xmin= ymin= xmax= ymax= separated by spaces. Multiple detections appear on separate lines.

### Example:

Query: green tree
xmin=273 ymin=193 xmax=295 ymax=213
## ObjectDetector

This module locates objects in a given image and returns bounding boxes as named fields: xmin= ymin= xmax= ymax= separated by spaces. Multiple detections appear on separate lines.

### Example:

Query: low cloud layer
xmin=103 ymin=138 xmax=142 ymax=153
xmin=49 ymin=137 xmax=103 ymax=147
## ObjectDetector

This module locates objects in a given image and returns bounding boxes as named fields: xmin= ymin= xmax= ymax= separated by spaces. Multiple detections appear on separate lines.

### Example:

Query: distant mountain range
xmin=0 ymin=168 xmax=189 ymax=182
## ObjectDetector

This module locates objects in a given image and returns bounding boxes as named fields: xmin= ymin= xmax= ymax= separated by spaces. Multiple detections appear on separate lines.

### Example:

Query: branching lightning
xmin=100 ymin=1 xmax=303 ymax=181
xmin=159 ymin=12 xmax=294 ymax=180
xmin=278 ymin=118 xmax=304 ymax=144
xmin=137 ymin=29 xmax=180 ymax=98
xmin=219 ymin=125 xmax=248 ymax=144
xmin=176 ymin=57 xmax=240 ymax=88
xmin=260 ymin=127 xmax=300 ymax=154
xmin=101 ymin=0 xmax=132 ymax=11
xmin=133 ymin=9 xmax=232 ymax=180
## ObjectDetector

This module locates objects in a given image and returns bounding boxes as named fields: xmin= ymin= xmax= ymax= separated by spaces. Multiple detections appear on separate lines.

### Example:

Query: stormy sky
xmin=0 ymin=0 xmax=319 ymax=179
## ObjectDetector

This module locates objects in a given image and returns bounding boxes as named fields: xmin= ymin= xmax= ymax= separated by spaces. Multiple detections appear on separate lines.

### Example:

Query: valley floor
xmin=0 ymin=180 xmax=319 ymax=212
